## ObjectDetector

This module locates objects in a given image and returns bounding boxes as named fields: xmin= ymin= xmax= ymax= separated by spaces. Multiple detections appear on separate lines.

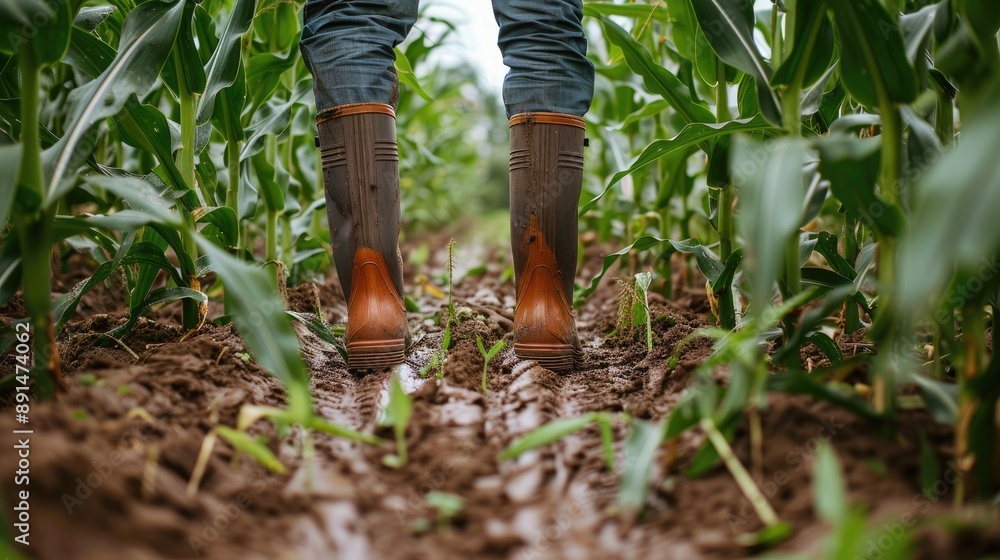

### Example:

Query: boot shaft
xmin=316 ymin=103 xmax=404 ymax=300
xmin=508 ymin=112 xmax=586 ymax=301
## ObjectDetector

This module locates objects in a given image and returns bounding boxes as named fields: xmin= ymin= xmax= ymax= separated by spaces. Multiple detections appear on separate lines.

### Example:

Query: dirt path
xmin=2 ymin=245 xmax=998 ymax=559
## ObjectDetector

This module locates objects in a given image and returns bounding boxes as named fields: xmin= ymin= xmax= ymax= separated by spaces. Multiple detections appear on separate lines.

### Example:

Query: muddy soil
xmin=1 ymin=244 xmax=998 ymax=560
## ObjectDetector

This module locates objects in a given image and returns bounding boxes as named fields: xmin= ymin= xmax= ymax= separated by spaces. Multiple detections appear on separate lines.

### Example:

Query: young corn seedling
xmin=499 ymin=411 xmax=616 ymax=472
xmin=475 ymin=333 xmax=506 ymax=392
xmin=420 ymin=239 xmax=456 ymax=379
xmin=379 ymin=371 xmax=413 ymax=468
xmin=610 ymin=272 xmax=654 ymax=351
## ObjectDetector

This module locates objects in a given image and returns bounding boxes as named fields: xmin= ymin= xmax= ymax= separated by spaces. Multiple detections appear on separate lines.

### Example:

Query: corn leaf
xmin=394 ymin=47 xmax=432 ymax=102
xmin=197 ymin=0 xmax=256 ymax=126
xmin=732 ymin=137 xmax=808 ymax=316
xmin=215 ymin=426 xmax=285 ymax=474
xmin=824 ymin=0 xmax=918 ymax=108
xmin=689 ymin=0 xmax=782 ymax=125
xmin=105 ymin=286 xmax=207 ymax=340
xmin=590 ymin=12 xmax=715 ymax=125
xmin=198 ymin=239 xmax=313 ymax=422
xmin=617 ymin=420 xmax=664 ymax=519
xmin=581 ymin=116 xmax=776 ymax=217
xmin=771 ymin=0 xmax=835 ymax=90
xmin=814 ymin=442 xmax=847 ymax=524
xmin=896 ymin=88 xmax=1000 ymax=314
xmin=814 ymin=135 xmax=905 ymax=239
xmin=45 ymin=0 xmax=186 ymax=206
xmin=499 ymin=413 xmax=599 ymax=461
xmin=0 ymin=144 xmax=21 ymax=227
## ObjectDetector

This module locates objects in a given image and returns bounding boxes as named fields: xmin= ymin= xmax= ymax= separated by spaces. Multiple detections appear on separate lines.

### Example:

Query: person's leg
xmin=301 ymin=1 xmax=419 ymax=369
xmin=493 ymin=0 xmax=594 ymax=370
xmin=301 ymin=0 xmax=420 ymax=110
xmin=491 ymin=0 xmax=594 ymax=117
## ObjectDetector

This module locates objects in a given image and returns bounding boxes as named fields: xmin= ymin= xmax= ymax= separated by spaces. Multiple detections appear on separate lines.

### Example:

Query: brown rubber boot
xmin=509 ymin=112 xmax=586 ymax=371
xmin=317 ymin=103 xmax=408 ymax=370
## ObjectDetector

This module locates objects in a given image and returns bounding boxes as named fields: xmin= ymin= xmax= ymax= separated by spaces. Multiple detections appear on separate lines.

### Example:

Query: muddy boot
xmin=317 ymin=103 xmax=408 ymax=370
xmin=509 ymin=112 xmax=586 ymax=371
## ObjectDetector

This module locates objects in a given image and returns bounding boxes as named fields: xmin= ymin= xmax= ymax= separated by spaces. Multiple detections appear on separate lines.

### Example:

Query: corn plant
xmin=420 ymin=239 xmax=457 ymax=379
xmin=611 ymin=272 xmax=654 ymax=351
xmin=379 ymin=371 xmax=413 ymax=468
xmin=499 ymin=411 xmax=617 ymax=472
xmin=578 ymin=0 xmax=1000 ymax=513
xmin=474 ymin=333 xmax=506 ymax=393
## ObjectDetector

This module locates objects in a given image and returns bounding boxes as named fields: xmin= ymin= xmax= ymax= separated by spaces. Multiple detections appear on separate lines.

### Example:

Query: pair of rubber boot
xmin=317 ymin=103 xmax=584 ymax=371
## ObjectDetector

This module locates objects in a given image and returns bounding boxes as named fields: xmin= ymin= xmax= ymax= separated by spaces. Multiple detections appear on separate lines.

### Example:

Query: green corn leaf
xmin=214 ymin=426 xmax=285 ymax=474
xmin=0 ymin=239 xmax=22 ymax=308
xmin=394 ymin=47 xmax=432 ymax=102
xmin=591 ymin=12 xmax=715 ymax=125
xmin=899 ymin=5 xmax=937 ymax=67
xmin=307 ymin=416 xmax=382 ymax=446
xmin=198 ymin=239 xmax=313 ymax=423
xmin=814 ymin=134 xmax=905 ymax=239
xmin=197 ymin=0 xmax=256 ymax=126
xmin=664 ymin=0 xmax=697 ymax=59
xmin=193 ymin=206 xmax=239 ymax=248
xmin=577 ymin=236 xmax=736 ymax=307
xmin=499 ymin=413 xmax=600 ymax=461
xmin=0 ymin=144 xmax=21 ymax=227
xmin=163 ymin=0 xmax=207 ymax=95
xmin=581 ymin=116 xmax=776 ymax=217
xmin=712 ymin=248 xmax=744 ymax=330
xmin=689 ymin=0 xmax=782 ymax=125
xmin=241 ymin=94 xmax=302 ymax=162
xmin=105 ymin=285 xmax=207 ymax=340
xmin=379 ymin=372 xmax=413 ymax=467
xmin=731 ymin=137 xmax=807 ymax=316
xmin=62 ymin=28 xmax=190 ymax=194
xmin=115 ymin=99 xmax=188 ymax=193
xmin=771 ymin=0 xmax=835 ymax=90
xmin=813 ymin=442 xmax=847 ymax=525
xmin=824 ymin=0 xmax=918 ymax=108
xmin=245 ymin=50 xmax=299 ymax=116
xmin=285 ymin=309 xmax=348 ymax=363
xmin=52 ymin=234 xmax=195 ymax=331
xmin=896 ymin=88 xmax=1000 ymax=315
xmin=583 ymin=2 xmax=668 ymax=21
xmin=74 ymin=6 xmax=117 ymax=31
xmin=44 ymin=0 xmax=186 ymax=206
xmin=0 ymin=0 xmax=72 ymax=66
xmin=767 ymin=369 xmax=879 ymax=422
xmin=617 ymin=420 xmax=664 ymax=520
xmin=84 ymin=175 xmax=183 ymax=227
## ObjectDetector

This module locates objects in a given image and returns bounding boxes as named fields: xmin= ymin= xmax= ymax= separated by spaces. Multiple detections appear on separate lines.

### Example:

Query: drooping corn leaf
xmin=617 ymin=420 xmax=664 ymax=520
xmin=44 ymin=0 xmax=186 ymax=206
xmin=732 ymin=136 xmax=808 ymax=316
xmin=814 ymin=134 xmax=905 ymax=239
xmin=196 ymin=0 xmax=256 ymax=126
xmin=499 ymin=413 xmax=599 ymax=461
xmin=689 ymin=0 xmax=782 ymax=125
xmin=215 ymin=426 xmax=285 ymax=474
xmin=590 ymin=12 xmax=715 ymax=125
xmin=198 ymin=239 xmax=313 ymax=422
xmin=580 ymin=116 xmax=776 ymax=217
xmin=824 ymin=0 xmax=918 ymax=108
xmin=772 ymin=0 xmax=835 ymax=90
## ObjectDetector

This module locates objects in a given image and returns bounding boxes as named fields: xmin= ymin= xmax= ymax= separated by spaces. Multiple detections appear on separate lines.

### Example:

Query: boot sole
xmin=347 ymin=339 xmax=406 ymax=371
xmin=514 ymin=343 xmax=580 ymax=372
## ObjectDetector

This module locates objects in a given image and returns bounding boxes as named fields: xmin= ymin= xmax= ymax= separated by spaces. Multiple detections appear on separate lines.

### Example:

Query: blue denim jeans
xmin=300 ymin=0 xmax=595 ymax=118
